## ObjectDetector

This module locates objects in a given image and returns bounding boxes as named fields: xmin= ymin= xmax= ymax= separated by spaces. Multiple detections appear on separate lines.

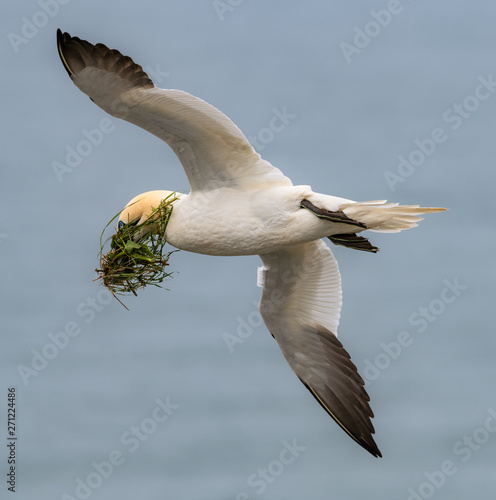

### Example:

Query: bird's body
xmin=57 ymin=29 xmax=446 ymax=458
xmin=165 ymin=186 xmax=353 ymax=256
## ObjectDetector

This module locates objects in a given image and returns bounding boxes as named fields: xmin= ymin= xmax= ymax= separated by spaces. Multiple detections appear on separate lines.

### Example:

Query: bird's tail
xmin=340 ymin=200 xmax=447 ymax=233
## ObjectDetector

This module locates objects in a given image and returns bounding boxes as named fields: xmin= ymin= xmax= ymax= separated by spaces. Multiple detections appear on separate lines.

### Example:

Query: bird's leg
xmin=299 ymin=200 xmax=378 ymax=252
xmin=300 ymin=199 xmax=366 ymax=228
xmin=328 ymin=233 xmax=379 ymax=253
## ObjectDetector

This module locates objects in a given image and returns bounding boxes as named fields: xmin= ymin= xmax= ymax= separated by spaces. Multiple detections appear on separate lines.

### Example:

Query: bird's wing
xmin=56 ymin=30 xmax=291 ymax=192
xmin=258 ymin=240 xmax=381 ymax=457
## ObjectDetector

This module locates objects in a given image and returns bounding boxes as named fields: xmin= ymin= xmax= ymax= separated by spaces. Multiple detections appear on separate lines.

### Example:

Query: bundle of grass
xmin=95 ymin=193 xmax=178 ymax=302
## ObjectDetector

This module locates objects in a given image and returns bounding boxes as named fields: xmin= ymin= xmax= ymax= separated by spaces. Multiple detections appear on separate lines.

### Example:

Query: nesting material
xmin=95 ymin=193 xmax=178 ymax=298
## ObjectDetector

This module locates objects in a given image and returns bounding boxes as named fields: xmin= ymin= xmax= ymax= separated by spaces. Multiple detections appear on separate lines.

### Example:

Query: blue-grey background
xmin=1 ymin=1 xmax=495 ymax=499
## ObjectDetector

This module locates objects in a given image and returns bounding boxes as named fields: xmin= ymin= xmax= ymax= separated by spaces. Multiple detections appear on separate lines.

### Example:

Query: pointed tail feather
xmin=340 ymin=202 xmax=446 ymax=233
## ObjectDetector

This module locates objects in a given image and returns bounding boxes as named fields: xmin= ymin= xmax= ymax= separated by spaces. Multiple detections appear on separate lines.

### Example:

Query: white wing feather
xmin=57 ymin=31 xmax=291 ymax=192
xmin=258 ymin=240 xmax=381 ymax=457
xmin=259 ymin=240 xmax=342 ymax=337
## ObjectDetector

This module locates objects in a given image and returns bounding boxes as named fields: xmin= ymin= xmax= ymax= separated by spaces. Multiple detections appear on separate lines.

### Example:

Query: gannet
xmin=57 ymin=29 xmax=446 ymax=457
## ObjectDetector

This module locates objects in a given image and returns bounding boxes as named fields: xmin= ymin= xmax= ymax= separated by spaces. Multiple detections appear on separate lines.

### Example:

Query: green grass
xmin=95 ymin=193 xmax=178 ymax=302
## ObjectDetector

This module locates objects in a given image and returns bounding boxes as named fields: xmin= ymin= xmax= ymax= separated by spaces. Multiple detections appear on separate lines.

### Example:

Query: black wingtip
xmin=295 ymin=326 xmax=383 ymax=458
xmin=56 ymin=28 xmax=73 ymax=77
xmin=301 ymin=378 xmax=382 ymax=458
xmin=56 ymin=30 xmax=155 ymax=90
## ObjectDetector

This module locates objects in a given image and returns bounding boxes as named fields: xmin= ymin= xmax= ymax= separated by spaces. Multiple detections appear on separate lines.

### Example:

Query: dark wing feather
xmin=258 ymin=240 xmax=381 ymax=457
xmin=296 ymin=325 xmax=381 ymax=457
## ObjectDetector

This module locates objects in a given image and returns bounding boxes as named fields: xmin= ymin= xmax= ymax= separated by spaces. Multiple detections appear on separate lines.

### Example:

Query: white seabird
xmin=57 ymin=29 xmax=446 ymax=457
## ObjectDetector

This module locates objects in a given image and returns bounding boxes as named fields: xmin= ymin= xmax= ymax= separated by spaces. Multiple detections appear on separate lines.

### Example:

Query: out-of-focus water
xmin=2 ymin=2 xmax=495 ymax=499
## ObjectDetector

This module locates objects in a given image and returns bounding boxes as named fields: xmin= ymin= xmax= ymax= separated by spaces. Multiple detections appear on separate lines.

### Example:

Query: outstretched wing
xmin=258 ymin=240 xmax=381 ymax=457
xmin=56 ymin=30 xmax=291 ymax=192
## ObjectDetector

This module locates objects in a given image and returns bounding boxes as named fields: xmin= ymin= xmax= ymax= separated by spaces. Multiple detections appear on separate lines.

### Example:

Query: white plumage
xmin=57 ymin=29 xmax=446 ymax=457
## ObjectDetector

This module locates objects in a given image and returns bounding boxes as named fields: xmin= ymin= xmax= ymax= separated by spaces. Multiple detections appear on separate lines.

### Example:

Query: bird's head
xmin=117 ymin=190 xmax=177 ymax=240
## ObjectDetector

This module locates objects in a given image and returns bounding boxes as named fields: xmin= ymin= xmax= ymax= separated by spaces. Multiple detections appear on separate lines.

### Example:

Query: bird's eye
xmin=118 ymin=218 xmax=140 ymax=230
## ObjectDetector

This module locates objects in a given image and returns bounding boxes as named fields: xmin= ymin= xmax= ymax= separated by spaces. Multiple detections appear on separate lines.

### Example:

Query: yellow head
xmin=118 ymin=190 xmax=176 ymax=239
